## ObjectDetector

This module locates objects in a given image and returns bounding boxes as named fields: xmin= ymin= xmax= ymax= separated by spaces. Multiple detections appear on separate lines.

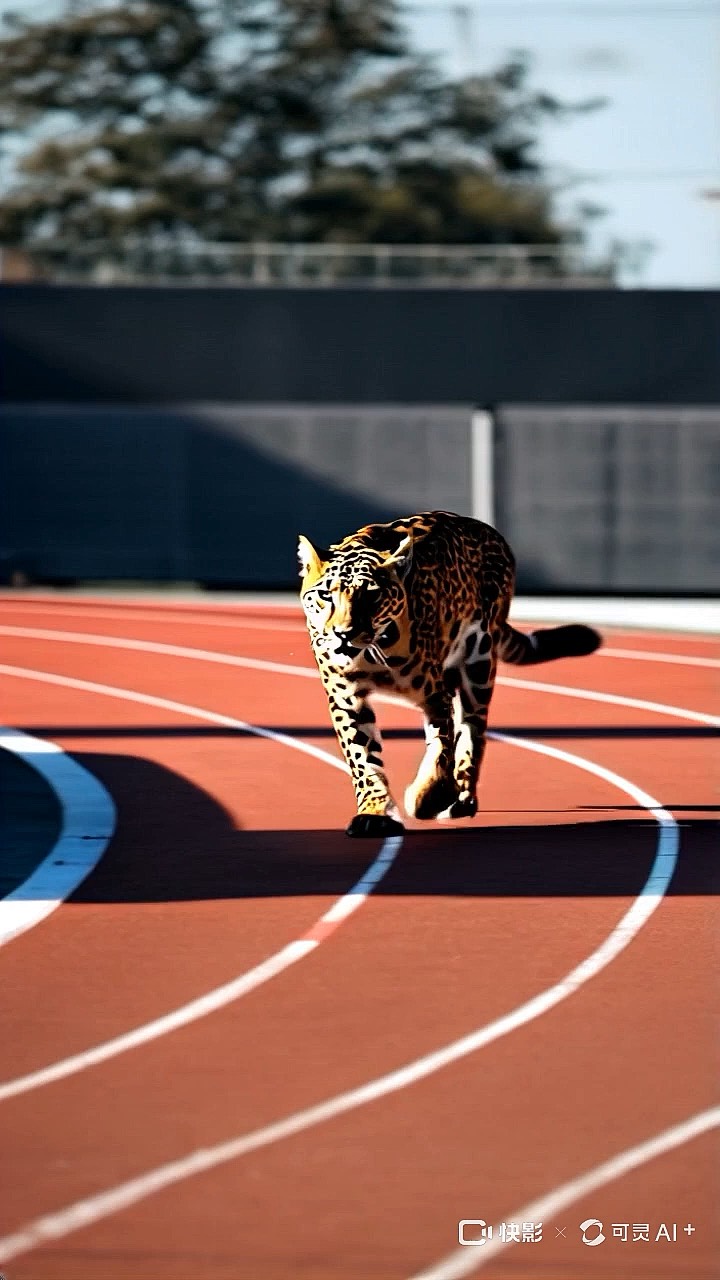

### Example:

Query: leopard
xmin=298 ymin=510 xmax=601 ymax=838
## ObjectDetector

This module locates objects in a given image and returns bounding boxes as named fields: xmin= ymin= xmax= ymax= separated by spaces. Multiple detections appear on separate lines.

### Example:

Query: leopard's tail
xmin=497 ymin=621 xmax=601 ymax=666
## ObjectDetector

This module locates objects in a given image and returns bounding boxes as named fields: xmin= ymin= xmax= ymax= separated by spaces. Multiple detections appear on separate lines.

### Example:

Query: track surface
xmin=0 ymin=595 xmax=717 ymax=1279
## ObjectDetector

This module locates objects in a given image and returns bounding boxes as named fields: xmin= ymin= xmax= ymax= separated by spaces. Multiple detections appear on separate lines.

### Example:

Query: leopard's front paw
xmin=346 ymin=813 xmax=405 ymax=839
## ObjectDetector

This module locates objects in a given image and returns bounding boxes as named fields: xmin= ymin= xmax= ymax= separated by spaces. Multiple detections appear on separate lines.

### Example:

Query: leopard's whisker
xmin=371 ymin=643 xmax=389 ymax=667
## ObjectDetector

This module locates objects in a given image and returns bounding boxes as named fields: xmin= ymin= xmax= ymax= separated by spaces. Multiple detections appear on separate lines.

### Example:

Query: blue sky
xmin=7 ymin=0 xmax=720 ymax=286
xmin=406 ymin=1 xmax=720 ymax=286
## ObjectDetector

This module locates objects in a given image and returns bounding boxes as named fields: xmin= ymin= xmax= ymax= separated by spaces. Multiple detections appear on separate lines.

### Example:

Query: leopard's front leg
xmin=320 ymin=670 xmax=404 ymax=839
xmin=404 ymin=682 xmax=458 ymax=820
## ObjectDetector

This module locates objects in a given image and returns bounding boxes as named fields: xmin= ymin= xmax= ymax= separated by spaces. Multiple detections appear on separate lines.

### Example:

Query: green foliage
xmin=0 ymin=0 xmax=594 ymax=260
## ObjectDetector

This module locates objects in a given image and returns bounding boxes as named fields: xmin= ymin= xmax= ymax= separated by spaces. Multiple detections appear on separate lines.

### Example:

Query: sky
xmin=6 ymin=0 xmax=720 ymax=287
xmin=405 ymin=0 xmax=720 ymax=287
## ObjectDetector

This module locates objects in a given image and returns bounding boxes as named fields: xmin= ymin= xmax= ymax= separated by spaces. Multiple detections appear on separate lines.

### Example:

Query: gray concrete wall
xmin=495 ymin=405 xmax=720 ymax=592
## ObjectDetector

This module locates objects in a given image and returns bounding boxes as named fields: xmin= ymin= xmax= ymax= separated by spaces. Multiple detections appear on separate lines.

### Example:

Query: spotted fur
xmin=298 ymin=511 xmax=601 ymax=838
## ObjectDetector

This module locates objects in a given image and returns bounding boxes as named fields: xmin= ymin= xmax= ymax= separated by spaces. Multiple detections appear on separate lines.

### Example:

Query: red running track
xmin=0 ymin=595 xmax=717 ymax=1280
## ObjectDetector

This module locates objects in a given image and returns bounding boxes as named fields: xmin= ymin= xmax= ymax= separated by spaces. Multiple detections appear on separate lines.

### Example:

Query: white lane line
xmin=0 ymin=660 xmax=333 ymax=769
xmin=0 ymin=624 xmax=697 ymax=1098
xmin=498 ymin=675 xmax=719 ymax=729
xmin=0 ymin=604 xmax=307 ymax=632
xmin=0 ymin=593 xmax=302 ymax=613
xmin=602 ymin=646 xmax=720 ymax=670
xmin=0 ymin=727 xmax=115 ymax=948
xmin=3 ymin=593 xmax=720 ymax=638
xmin=4 ymin=605 xmax=720 ymax=665
xmin=411 ymin=1105 xmax=720 ymax=1279
xmin=0 ymin=625 xmax=318 ymax=682
xmin=0 ymin=627 xmax=716 ymax=727
xmin=0 ymin=731 xmax=679 ymax=1261
xmin=0 ymin=665 xmax=402 ymax=1102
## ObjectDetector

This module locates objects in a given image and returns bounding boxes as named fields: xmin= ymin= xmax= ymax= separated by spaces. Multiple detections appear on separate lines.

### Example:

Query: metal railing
xmin=10 ymin=239 xmax=618 ymax=286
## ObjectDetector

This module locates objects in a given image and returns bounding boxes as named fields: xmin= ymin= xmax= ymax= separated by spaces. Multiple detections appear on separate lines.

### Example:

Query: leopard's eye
xmin=305 ymin=590 xmax=331 ymax=615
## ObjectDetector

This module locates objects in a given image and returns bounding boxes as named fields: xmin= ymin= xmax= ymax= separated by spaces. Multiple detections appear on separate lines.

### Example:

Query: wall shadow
xmin=34 ymin=752 xmax=717 ymax=907
xmin=1 ymin=405 xmax=399 ymax=585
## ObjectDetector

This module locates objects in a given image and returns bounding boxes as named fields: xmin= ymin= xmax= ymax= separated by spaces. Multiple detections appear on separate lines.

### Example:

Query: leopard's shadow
xmin=11 ymin=750 xmax=713 ymax=905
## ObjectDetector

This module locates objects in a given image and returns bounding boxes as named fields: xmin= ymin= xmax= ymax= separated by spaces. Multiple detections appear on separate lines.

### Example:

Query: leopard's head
xmin=297 ymin=533 xmax=413 ymax=664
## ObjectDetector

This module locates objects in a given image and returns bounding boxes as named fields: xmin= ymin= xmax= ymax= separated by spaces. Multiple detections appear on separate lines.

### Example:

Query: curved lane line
xmin=412 ymin=1105 xmax=720 ymax=1279
xmin=0 ymin=602 xmax=307 ymax=633
xmin=0 ymin=627 xmax=717 ymax=727
xmin=0 ymin=612 xmax=701 ymax=1098
xmin=0 ymin=664 xmax=402 ymax=1102
xmin=498 ymin=674 xmax=719 ymax=728
xmin=602 ymin=645 xmax=720 ymax=670
xmin=0 ymin=624 xmax=320 ymax=681
xmin=0 ymin=710 xmax=680 ymax=1261
xmin=0 ymin=727 xmax=115 ymax=948
xmin=3 ymin=596 xmax=720 ymax=644
xmin=0 ymin=593 xmax=302 ymax=614
xmin=2 ymin=615 xmax=720 ymax=667
xmin=0 ymin=646 xmax=683 ymax=1103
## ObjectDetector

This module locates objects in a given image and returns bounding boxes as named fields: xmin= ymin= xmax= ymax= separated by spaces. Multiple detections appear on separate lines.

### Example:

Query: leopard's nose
xmin=331 ymin=631 xmax=363 ymax=660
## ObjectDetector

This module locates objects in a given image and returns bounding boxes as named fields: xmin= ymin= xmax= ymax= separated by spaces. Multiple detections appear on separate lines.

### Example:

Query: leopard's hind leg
xmin=439 ymin=627 xmax=498 ymax=821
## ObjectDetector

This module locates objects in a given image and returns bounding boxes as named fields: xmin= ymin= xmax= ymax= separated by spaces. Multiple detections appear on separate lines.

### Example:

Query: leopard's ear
xmin=385 ymin=534 xmax=413 ymax=582
xmin=297 ymin=534 xmax=330 ymax=582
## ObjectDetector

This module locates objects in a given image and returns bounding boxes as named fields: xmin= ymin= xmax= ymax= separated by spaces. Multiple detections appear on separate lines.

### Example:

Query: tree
xmin=0 ymin=1 xmax=599 ymax=271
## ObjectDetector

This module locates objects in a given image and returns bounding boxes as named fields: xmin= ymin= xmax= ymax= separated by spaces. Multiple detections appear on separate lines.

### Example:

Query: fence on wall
xmin=21 ymin=240 xmax=617 ymax=288
xmin=1 ymin=401 xmax=718 ymax=592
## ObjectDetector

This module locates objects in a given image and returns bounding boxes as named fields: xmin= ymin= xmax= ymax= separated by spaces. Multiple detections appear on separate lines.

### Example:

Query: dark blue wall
xmin=2 ymin=285 xmax=720 ymax=404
